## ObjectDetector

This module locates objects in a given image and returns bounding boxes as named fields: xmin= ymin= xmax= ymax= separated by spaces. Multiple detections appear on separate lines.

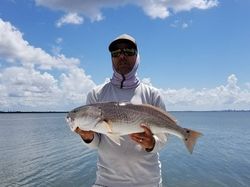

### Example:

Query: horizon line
xmin=1 ymin=109 xmax=250 ymax=113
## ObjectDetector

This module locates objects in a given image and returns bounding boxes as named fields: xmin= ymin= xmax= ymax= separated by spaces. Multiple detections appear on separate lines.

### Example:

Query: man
xmin=75 ymin=34 xmax=168 ymax=187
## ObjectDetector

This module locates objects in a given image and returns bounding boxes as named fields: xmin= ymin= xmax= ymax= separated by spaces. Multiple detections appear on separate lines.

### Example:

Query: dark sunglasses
xmin=111 ymin=48 xmax=137 ymax=57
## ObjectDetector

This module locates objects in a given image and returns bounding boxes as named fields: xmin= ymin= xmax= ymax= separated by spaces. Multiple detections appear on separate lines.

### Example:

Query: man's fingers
xmin=75 ymin=127 xmax=81 ymax=134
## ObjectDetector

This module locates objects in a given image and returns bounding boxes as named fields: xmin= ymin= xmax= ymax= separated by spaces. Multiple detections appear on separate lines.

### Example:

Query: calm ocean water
xmin=0 ymin=111 xmax=249 ymax=187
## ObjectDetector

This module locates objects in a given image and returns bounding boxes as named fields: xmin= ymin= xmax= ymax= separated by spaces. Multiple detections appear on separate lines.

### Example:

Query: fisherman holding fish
xmin=73 ymin=34 xmax=170 ymax=187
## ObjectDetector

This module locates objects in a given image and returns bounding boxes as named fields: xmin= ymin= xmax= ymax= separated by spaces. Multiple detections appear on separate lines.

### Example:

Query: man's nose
xmin=119 ymin=52 xmax=126 ymax=59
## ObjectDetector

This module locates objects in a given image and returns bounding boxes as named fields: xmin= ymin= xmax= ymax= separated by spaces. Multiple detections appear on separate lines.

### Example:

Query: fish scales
xmin=66 ymin=102 xmax=203 ymax=154
xmin=103 ymin=102 xmax=185 ymax=136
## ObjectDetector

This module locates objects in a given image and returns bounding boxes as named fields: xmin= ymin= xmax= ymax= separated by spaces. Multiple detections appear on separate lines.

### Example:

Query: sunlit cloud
xmin=1 ymin=18 xmax=249 ymax=111
xmin=35 ymin=0 xmax=218 ymax=25
xmin=56 ymin=12 xmax=84 ymax=27
xmin=0 ymin=18 xmax=95 ymax=111
xmin=156 ymin=74 xmax=250 ymax=111
xmin=0 ymin=18 xmax=79 ymax=70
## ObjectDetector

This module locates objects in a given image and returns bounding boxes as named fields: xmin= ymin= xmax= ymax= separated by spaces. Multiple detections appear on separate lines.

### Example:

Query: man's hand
xmin=75 ymin=127 xmax=94 ymax=142
xmin=130 ymin=124 xmax=155 ymax=151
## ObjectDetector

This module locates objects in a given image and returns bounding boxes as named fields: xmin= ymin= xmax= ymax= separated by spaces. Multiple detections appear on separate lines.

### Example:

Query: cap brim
xmin=109 ymin=39 xmax=137 ymax=51
xmin=108 ymin=34 xmax=137 ymax=51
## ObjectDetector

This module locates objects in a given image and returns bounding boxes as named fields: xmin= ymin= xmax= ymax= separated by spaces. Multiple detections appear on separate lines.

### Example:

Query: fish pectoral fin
xmin=106 ymin=133 xmax=121 ymax=146
xmin=103 ymin=119 xmax=113 ymax=133
xmin=99 ymin=119 xmax=121 ymax=145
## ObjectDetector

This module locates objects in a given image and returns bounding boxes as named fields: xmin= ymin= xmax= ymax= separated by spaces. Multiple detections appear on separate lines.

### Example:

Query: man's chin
xmin=117 ymin=67 xmax=132 ymax=75
xmin=118 ymin=72 xmax=129 ymax=75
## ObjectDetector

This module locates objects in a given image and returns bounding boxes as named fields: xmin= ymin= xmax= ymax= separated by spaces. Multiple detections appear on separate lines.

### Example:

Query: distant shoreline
xmin=0 ymin=111 xmax=68 ymax=113
xmin=1 ymin=110 xmax=249 ymax=113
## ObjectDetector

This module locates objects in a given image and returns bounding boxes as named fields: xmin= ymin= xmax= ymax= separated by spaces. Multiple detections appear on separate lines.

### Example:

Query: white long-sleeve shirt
xmin=84 ymin=82 xmax=168 ymax=187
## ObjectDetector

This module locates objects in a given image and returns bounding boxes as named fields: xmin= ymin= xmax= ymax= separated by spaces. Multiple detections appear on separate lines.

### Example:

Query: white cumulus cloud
xmin=56 ymin=12 xmax=84 ymax=27
xmin=0 ymin=18 xmax=95 ymax=111
xmin=0 ymin=18 xmax=79 ymax=70
xmin=35 ymin=0 xmax=218 ymax=25
xmin=1 ymin=17 xmax=249 ymax=112
xmin=157 ymin=74 xmax=250 ymax=111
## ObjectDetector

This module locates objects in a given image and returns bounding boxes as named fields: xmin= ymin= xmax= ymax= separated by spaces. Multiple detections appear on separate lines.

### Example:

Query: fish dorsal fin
xmin=115 ymin=101 xmax=177 ymax=123
xmin=118 ymin=101 xmax=131 ymax=106
xmin=141 ymin=103 xmax=177 ymax=123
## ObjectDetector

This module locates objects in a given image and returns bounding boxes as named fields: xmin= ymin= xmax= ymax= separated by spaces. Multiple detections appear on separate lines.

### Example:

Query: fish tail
xmin=183 ymin=128 xmax=203 ymax=154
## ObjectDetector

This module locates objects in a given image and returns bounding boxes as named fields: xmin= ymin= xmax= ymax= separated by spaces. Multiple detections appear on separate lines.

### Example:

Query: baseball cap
xmin=108 ymin=34 xmax=137 ymax=52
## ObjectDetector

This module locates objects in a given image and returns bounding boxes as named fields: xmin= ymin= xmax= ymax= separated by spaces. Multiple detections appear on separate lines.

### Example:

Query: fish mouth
xmin=66 ymin=116 xmax=71 ymax=123
xmin=65 ymin=116 xmax=76 ymax=131
xmin=66 ymin=115 xmax=76 ymax=124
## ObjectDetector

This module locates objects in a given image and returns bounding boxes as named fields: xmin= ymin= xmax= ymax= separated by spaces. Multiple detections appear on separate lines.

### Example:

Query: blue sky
xmin=0 ymin=0 xmax=250 ymax=111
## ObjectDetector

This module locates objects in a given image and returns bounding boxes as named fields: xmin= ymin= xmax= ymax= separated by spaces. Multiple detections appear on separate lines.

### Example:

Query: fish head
xmin=66 ymin=104 xmax=102 ymax=131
